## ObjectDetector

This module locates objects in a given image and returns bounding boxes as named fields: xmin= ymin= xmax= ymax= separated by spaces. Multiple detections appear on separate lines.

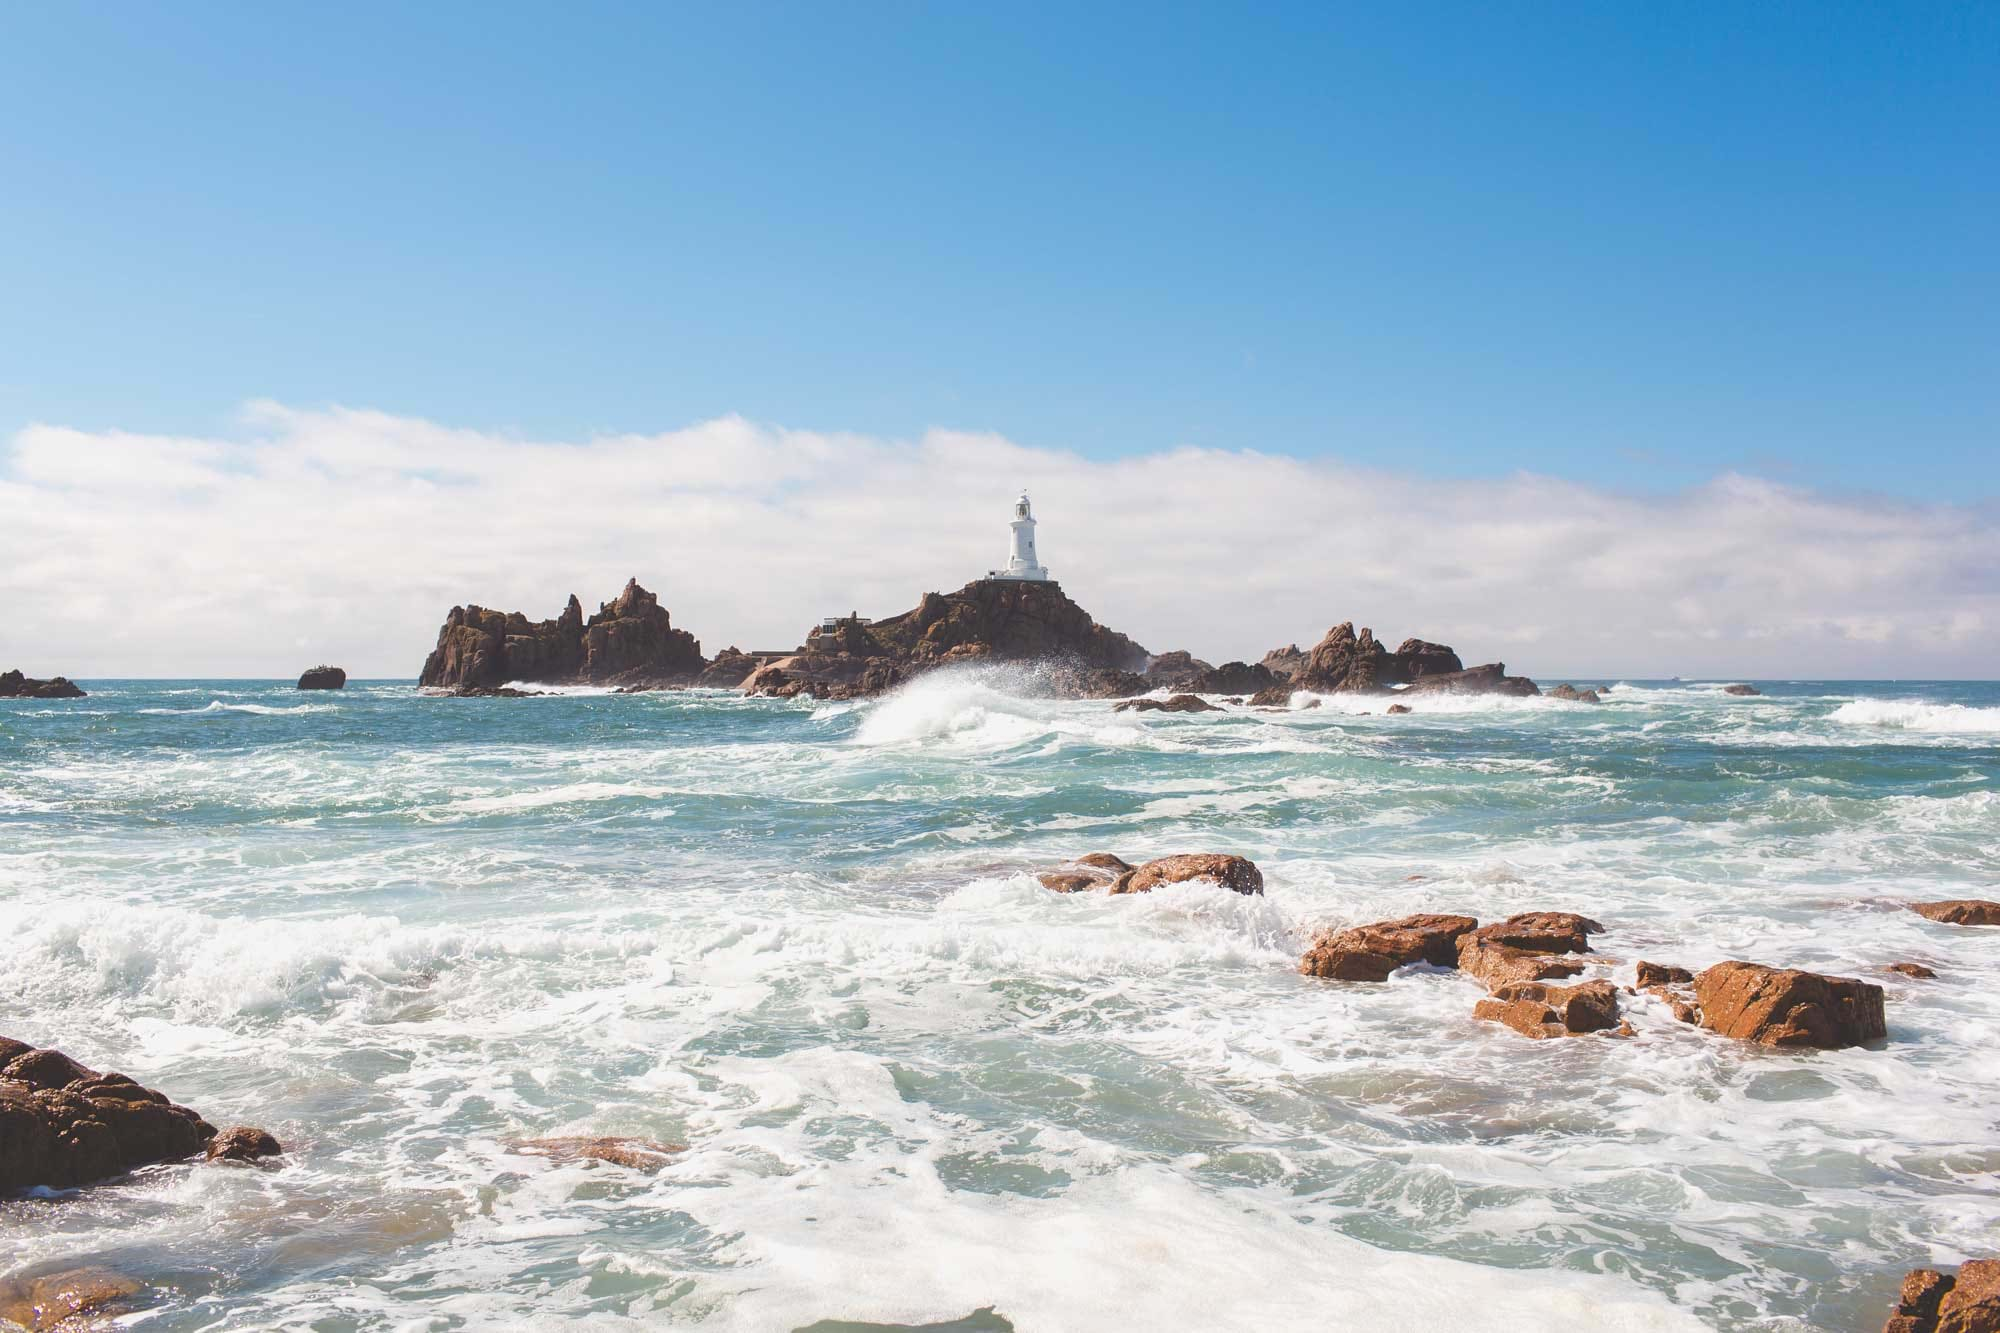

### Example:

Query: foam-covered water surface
xmin=3 ymin=673 xmax=1998 ymax=1330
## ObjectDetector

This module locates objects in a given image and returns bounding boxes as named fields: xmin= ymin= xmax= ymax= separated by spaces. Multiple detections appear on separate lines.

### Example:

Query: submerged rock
xmin=1385 ymin=703 xmax=1412 ymax=715
xmin=1886 ymin=962 xmax=1939 ymax=980
xmin=207 ymin=1125 xmax=284 ymax=1162
xmin=0 ymin=1040 xmax=218 ymax=1189
xmin=1722 ymin=684 xmax=1762 ymax=696
xmin=0 ymin=1266 xmax=143 ymax=1331
xmin=1114 ymin=694 xmax=1221 ymax=714
xmin=1692 ymin=962 xmax=1886 ymax=1049
xmin=1474 ymin=979 xmax=1623 ymax=1038
xmin=1037 ymin=853 xmax=1132 ymax=893
xmin=1299 ymin=914 xmax=1478 ymax=982
xmin=1883 ymin=1259 xmax=2000 ymax=1333
xmin=1910 ymin=900 xmax=2000 ymax=927
xmin=296 ymin=665 xmax=346 ymax=690
xmin=1110 ymin=854 xmax=1264 ymax=896
xmin=0 ymin=670 xmax=85 ymax=699
xmin=1548 ymin=684 xmax=1603 ymax=704
xmin=504 ymin=1136 xmax=684 ymax=1171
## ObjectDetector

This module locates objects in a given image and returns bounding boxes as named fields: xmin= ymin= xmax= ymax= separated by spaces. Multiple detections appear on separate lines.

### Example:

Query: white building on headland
xmin=987 ymin=491 xmax=1051 ymax=582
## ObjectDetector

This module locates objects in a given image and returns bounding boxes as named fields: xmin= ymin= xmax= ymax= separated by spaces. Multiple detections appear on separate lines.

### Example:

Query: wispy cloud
xmin=1 ymin=403 xmax=1993 ymax=678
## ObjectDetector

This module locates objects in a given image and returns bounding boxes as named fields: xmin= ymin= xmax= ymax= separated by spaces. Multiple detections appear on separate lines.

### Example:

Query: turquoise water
xmin=3 ymin=670 xmax=1998 ymax=1330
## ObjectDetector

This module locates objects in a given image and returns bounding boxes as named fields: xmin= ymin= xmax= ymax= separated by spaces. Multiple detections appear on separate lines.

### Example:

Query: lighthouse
xmin=987 ymin=491 xmax=1051 ymax=582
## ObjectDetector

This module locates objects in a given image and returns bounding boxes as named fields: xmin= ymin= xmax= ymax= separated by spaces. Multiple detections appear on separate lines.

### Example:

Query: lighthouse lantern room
xmin=987 ymin=491 xmax=1051 ymax=582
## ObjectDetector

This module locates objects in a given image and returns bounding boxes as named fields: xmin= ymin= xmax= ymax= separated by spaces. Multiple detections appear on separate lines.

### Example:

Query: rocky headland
xmin=419 ymin=579 xmax=705 ymax=691
xmin=0 ymin=670 xmax=86 ymax=699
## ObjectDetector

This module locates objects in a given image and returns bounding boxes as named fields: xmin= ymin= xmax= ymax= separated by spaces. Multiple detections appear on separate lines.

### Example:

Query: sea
xmin=3 ymin=671 xmax=1998 ymax=1331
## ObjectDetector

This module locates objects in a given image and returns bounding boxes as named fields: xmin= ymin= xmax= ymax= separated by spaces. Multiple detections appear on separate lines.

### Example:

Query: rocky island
xmin=419 ymin=578 xmax=705 ymax=692
xmin=1 ymin=669 xmax=86 ymax=699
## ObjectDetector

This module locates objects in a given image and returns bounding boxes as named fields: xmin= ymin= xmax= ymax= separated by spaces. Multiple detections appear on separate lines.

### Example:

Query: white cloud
xmin=1 ymin=404 xmax=1995 ymax=679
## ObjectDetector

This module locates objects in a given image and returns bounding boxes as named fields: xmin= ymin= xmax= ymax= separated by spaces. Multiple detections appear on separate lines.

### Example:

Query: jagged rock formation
xmin=419 ymin=579 xmax=705 ymax=690
xmin=1884 ymin=1259 xmax=2000 ymax=1333
xmin=743 ymin=578 xmax=1149 ymax=701
xmin=0 ymin=670 xmax=85 ymax=699
xmin=1247 ymin=623 xmax=1535 ymax=705
xmin=296 ymin=665 xmax=346 ymax=690
xmin=1474 ymin=979 xmax=1623 ymax=1038
xmin=1114 ymin=694 xmax=1220 ymax=714
xmin=1299 ymin=914 xmax=1478 ymax=981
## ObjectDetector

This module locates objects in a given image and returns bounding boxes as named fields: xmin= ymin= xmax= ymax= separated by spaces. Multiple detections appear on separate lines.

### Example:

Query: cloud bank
xmin=2 ymin=402 xmax=1994 ymax=679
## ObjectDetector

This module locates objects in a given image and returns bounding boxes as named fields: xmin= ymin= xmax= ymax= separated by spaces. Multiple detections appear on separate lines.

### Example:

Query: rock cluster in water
xmin=1246 ymin=622 xmax=1535 ymax=706
xmin=1036 ymin=852 xmax=1264 ymax=897
xmin=0 ymin=670 xmax=85 ymax=699
xmin=0 ymin=1037 xmax=281 ymax=1191
xmin=419 ymin=579 xmax=704 ymax=691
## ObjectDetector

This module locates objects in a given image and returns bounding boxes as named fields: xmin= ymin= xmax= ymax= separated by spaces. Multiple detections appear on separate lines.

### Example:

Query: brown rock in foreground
xmin=1110 ymin=854 xmax=1264 ymax=896
xmin=1466 ymin=912 xmax=1604 ymax=955
xmin=1693 ymin=962 xmax=1886 ymax=1049
xmin=0 ymin=1040 xmax=218 ymax=1189
xmin=1883 ymin=1259 xmax=2000 ymax=1333
xmin=1475 ymin=979 xmax=1623 ymax=1038
xmin=0 ymin=670 xmax=86 ymax=700
xmin=0 ymin=1266 xmax=143 ymax=1331
xmin=1635 ymin=961 xmax=1694 ymax=987
xmin=1114 ymin=694 xmax=1221 ymax=714
xmin=1456 ymin=913 xmax=1603 ymax=990
xmin=1910 ymin=900 xmax=2000 ymax=927
xmin=420 ymin=579 xmax=705 ymax=690
xmin=296 ymin=665 xmax=346 ymax=690
xmin=1299 ymin=914 xmax=1478 ymax=981
xmin=504 ymin=1136 xmax=684 ymax=1171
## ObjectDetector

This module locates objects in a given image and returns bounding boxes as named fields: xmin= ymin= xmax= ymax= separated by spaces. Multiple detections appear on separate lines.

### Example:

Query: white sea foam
xmin=137 ymin=699 xmax=330 ymax=716
xmin=1831 ymin=698 xmax=2000 ymax=735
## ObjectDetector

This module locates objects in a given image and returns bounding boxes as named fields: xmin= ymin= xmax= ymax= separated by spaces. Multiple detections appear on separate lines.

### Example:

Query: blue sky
xmin=1 ymin=1 xmax=1995 ymax=499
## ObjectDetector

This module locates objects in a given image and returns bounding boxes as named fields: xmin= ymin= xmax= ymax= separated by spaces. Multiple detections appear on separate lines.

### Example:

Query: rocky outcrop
xmin=1402 ymin=663 xmax=1539 ymax=697
xmin=1548 ymin=684 xmax=1602 ymax=703
xmin=503 ymin=1136 xmax=684 ymax=1171
xmin=1475 ymin=979 xmax=1624 ymax=1038
xmin=744 ymin=578 xmax=1150 ymax=701
xmin=1886 ymin=962 xmax=1938 ymax=980
xmin=1723 ymin=684 xmax=1761 ymax=696
xmin=1911 ymin=900 xmax=2000 ymax=927
xmin=0 ymin=1266 xmax=143 ymax=1331
xmin=1143 ymin=651 xmax=1211 ymax=687
xmin=1246 ymin=623 xmax=1533 ymax=705
xmin=1114 ymin=694 xmax=1220 ymax=714
xmin=1109 ymin=854 xmax=1264 ymax=896
xmin=419 ymin=579 xmax=705 ymax=690
xmin=0 ymin=670 xmax=85 ymax=700
xmin=1186 ymin=662 xmax=1277 ymax=694
xmin=1691 ymin=962 xmax=1886 ymax=1049
xmin=0 ymin=1039 xmax=236 ymax=1189
xmin=1883 ymin=1260 xmax=2000 ymax=1333
xmin=1299 ymin=914 xmax=1478 ymax=981
xmin=296 ymin=665 xmax=346 ymax=690
xmin=1385 ymin=703 xmax=1412 ymax=715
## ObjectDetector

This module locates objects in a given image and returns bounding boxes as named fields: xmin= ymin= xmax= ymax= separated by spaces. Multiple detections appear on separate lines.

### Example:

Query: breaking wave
xmin=1830 ymin=698 xmax=2000 ymax=735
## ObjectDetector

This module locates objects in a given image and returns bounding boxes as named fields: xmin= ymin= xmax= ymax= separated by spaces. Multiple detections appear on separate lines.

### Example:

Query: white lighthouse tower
xmin=987 ymin=491 xmax=1051 ymax=582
